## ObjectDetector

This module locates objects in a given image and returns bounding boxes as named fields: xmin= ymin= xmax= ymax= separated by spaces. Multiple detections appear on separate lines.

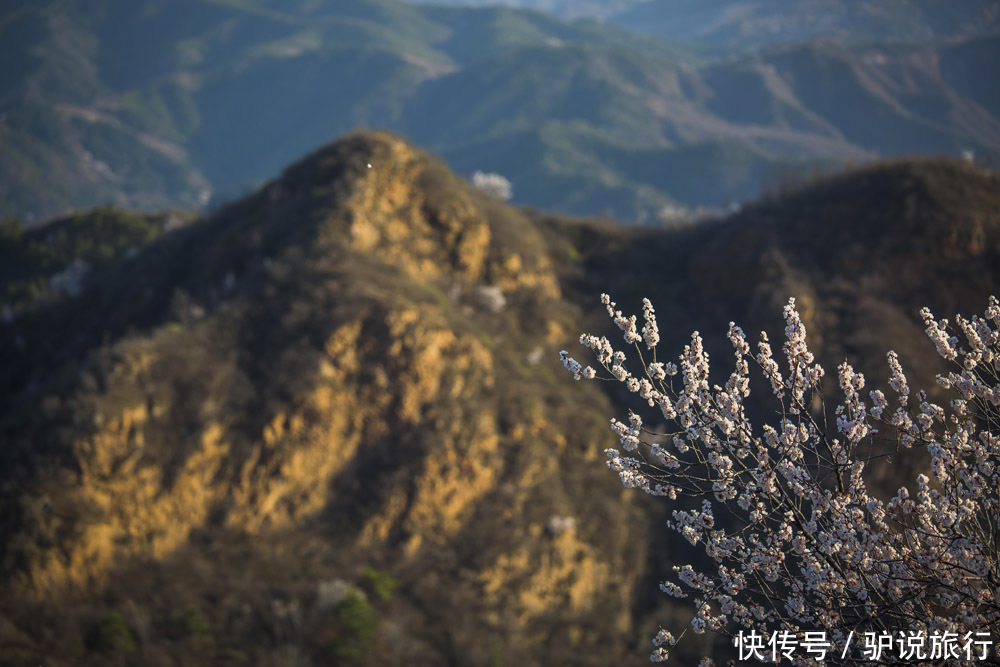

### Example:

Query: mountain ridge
xmin=1 ymin=130 xmax=650 ymax=665
xmin=610 ymin=0 xmax=1000 ymax=50
xmin=4 ymin=0 xmax=1000 ymax=224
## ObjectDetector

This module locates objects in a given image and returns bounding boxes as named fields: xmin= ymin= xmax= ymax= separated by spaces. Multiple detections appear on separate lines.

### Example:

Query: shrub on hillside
xmin=471 ymin=171 xmax=513 ymax=201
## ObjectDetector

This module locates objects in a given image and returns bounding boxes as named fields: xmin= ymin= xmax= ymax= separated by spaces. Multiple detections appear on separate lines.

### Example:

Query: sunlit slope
xmin=0 ymin=131 xmax=648 ymax=665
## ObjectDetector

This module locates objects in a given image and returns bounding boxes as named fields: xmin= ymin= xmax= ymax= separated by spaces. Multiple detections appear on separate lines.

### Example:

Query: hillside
xmin=2 ymin=131 xmax=1000 ymax=664
xmin=3 ymin=0 xmax=1000 ymax=224
xmin=0 ymin=207 xmax=195 ymax=318
xmin=562 ymin=154 xmax=1000 ymax=373
xmin=547 ymin=154 xmax=1000 ymax=490
xmin=0 ymin=131 xmax=651 ymax=666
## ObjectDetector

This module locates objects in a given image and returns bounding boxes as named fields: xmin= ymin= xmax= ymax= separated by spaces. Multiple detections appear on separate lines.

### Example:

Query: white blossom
xmin=563 ymin=294 xmax=1000 ymax=663
xmin=471 ymin=170 xmax=512 ymax=200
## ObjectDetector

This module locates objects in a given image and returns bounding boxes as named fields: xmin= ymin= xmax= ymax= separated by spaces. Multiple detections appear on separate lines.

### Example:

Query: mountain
xmin=555 ymin=153 xmax=1000 ymax=491
xmin=610 ymin=0 xmax=1000 ymax=51
xmin=0 ymin=0 xmax=689 ymax=222
xmin=403 ymin=0 xmax=1000 ymax=39
xmin=3 ymin=0 xmax=1000 ymax=225
xmin=412 ymin=36 xmax=1000 ymax=216
xmin=2 ymin=130 xmax=1000 ymax=665
xmin=0 ymin=131 xmax=650 ymax=665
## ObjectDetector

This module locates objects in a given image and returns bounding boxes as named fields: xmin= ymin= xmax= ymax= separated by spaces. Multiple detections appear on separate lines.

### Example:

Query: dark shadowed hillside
xmin=1 ymin=131 xmax=999 ymax=665
xmin=543 ymin=154 xmax=1000 ymax=491
xmin=0 ymin=207 xmax=196 ymax=319
xmin=564 ymin=156 xmax=1000 ymax=367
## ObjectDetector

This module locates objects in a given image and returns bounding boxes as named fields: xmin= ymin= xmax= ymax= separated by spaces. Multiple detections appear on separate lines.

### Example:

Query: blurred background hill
xmin=2 ymin=0 xmax=999 ymax=223
xmin=2 ymin=1 xmax=1000 ymax=664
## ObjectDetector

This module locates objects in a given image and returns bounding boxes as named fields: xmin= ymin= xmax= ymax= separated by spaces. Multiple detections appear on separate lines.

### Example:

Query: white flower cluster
xmin=561 ymin=295 xmax=1000 ymax=664
xmin=470 ymin=170 xmax=512 ymax=200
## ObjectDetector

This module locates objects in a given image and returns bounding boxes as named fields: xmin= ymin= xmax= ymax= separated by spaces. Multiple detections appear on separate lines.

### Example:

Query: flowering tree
xmin=561 ymin=295 xmax=1000 ymax=665
xmin=471 ymin=170 xmax=513 ymax=201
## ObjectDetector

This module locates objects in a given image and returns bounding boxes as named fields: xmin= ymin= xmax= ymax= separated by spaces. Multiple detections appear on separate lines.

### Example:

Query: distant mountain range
xmin=415 ymin=0 xmax=1000 ymax=48
xmin=403 ymin=0 xmax=645 ymax=20
xmin=2 ymin=0 xmax=1000 ymax=223
xmin=611 ymin=0 xmax=1000 ymax=49
xmin=2 ymin=130 xmax=999 ymax=665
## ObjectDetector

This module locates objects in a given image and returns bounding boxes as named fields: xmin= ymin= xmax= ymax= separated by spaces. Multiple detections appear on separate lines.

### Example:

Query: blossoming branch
xmin=561 ymin=295 xmax=1000 ymax=665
